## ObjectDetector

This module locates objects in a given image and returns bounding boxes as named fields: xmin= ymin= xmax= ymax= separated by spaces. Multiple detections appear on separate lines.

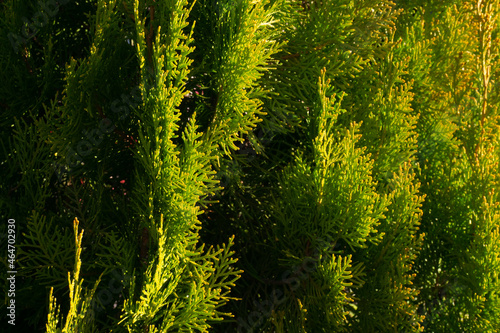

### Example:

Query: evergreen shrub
xmin=1 ymin=0 xmax=499 ymax=332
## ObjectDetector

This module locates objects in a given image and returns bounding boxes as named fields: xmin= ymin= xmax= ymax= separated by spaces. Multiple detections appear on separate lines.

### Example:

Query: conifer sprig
xmin=46 ymin=218 xmax=100 ymax=333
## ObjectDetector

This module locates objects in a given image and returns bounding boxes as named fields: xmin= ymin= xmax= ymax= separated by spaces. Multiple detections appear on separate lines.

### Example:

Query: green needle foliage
xmin=1 ymin=0 xmax=500 ymax=332
xmin=46 ymin=218 xmax=100 ymax=333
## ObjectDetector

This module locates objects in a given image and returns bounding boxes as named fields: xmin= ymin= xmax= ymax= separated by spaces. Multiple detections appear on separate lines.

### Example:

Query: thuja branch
xmin=146 ymin=2 xmax=156 ymax=70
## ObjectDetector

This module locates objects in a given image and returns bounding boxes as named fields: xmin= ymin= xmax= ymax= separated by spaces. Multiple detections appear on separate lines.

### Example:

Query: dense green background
xmin=1 ymin=0 xmax=499 ymax=332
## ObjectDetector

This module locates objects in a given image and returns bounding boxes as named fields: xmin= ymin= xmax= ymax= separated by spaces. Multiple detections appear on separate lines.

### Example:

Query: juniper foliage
xmin=1 ymin=0 xmax=499 ymax=332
